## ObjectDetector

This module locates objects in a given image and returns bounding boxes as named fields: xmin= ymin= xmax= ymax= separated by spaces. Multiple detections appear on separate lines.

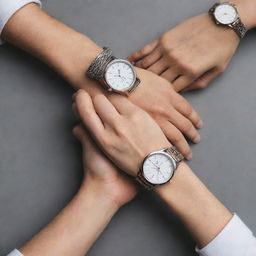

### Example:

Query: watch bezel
xmin=104 ymin=59 xmax=137 ymax=92
xmin=214 ymin=2 xmax=238 ymax=25
xmin=142 ymin=150 xmax=176 ymax=185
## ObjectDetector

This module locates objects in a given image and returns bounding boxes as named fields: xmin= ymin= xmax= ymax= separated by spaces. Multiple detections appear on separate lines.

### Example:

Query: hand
xmin=73 ymin=125 xmax=137 ymax=208
xmin=129 ymin=13 xmax=240 ymax=91
xmin=73 ymin=89 xmax=172 ymax=176
xmin=130 ymin=67 xmax=202 ymax=159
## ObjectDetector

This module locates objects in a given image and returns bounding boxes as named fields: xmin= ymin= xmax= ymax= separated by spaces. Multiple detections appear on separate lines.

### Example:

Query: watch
xmin=136 ymin=147 xmax=184 ymax=190
xmin=209 ymin=2 xmax=247 ymax=39
xmin=86 ymin=47 xmax=140 ymax=95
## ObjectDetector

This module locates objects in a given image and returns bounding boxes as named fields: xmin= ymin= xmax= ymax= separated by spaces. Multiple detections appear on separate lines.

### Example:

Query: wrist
xmin=155 ymin=162 xmax=232 ymax=247
xmin=80 ymin=176 xmax=121 ymax=212
xmin=222 ymin=0 xmax=256 ymax=29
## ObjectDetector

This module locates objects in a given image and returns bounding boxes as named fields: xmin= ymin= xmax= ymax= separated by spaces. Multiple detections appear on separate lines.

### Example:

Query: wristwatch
xmin=136 ymin=147 xmax=184 ymax=190
xmin=209 ymin=2 xmax=247 ymax=39
xmin=86 ymin=47 xmax=140 ymax=95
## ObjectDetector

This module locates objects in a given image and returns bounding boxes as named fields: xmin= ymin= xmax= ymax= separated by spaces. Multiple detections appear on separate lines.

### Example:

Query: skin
xmin=19 ymin=126 xmax=137 ymax=256
xmin=2 ymin=3 xmax=203 ymax=159
xmin=74 ymin=89 xmax=232 ymax=248
xmin=128 ymin=0 xmax=256 ymax=92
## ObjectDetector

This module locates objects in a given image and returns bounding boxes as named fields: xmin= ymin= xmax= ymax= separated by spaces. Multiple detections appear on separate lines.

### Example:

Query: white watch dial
xmin=142 ymin=152 xmax=175 ymax=185
xmin=105 ymin=60 xmax=136 ymax=91
xmin=214 ymin=3 xmax=238 ymax=25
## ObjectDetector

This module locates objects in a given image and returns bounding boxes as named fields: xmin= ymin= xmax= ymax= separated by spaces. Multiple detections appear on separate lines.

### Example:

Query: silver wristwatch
xmin=209 ymin=2 xmax=247 ymax=39
xmin=136 ymin=147 xmax=184 ymax=190
xmin=86 ymin=47 xmax=140 ymax=95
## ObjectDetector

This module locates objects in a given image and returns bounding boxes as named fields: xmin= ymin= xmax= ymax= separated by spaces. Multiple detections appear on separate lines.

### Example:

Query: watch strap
xmin=165 ymin=146 xmax=184 ymax=163
xmin=86 ymin=47 xmax=114 ymax=81
xmin=231 ymin=18 xmax=247 ymax=39
xmin=135 ymin=171 xmax=155 ymax=190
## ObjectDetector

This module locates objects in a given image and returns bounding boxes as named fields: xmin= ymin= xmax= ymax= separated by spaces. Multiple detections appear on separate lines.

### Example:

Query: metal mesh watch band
xmin=136 ymin=146 xmax=184 ymax=190
xmin=231 ymin=19 xmax=247 ymax=39
xmin=86 ymin=47 xmax=114 ymax=81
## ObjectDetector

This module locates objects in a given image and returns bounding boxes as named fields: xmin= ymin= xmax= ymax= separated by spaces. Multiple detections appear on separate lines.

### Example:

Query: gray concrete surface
xmin=1 ymin=0 xmax=256 ymax=255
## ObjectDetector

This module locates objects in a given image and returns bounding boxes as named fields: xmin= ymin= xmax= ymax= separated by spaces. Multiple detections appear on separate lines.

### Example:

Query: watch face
xmin=105 ymin=59 xmax=136 ymax=91
xmin=214 ymin=3 xmax=238 ymax=25
xmin=142 ymin=152 xmax=175 ymax=185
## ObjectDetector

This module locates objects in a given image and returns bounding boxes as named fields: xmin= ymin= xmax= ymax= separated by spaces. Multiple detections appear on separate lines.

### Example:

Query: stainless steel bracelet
xmin=231 ymin=18 xmax=247 ymax=39
xmin=86 ymin=47 xmax=114 ymax=80
xmin=165 ymin=147 xmax=184 ymax=163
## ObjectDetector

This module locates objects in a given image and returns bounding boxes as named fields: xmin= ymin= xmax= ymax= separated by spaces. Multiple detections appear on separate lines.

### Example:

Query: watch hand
xmin=149 ymin=159 xmax=159 ymax=168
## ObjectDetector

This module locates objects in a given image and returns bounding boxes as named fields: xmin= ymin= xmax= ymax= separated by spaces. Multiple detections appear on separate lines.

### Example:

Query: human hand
xmin=129 ymin=13 xmax=240 ymax=91
xmin=129 ymin=67 xmax=202 ymax=159
xmin=73 ymin=90 xmax=172 ymax=177
xmin=73 ymin=125 xmax=138 ymax=208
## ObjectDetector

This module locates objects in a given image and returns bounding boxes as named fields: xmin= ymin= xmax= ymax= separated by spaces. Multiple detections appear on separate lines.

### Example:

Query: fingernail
xmin=197 ymin=120 xmax=203 ymax=129
xmin=187 ymin=153 xmax=193 ymax=161
xmin=194 ymin=135 xmax=201 ymax=144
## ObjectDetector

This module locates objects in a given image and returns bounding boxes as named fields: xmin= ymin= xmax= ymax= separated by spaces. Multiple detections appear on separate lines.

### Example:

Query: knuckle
xmin=140 ymin=47 xmax=149 ymax=56
xmin=197 ymin=80 xmax=208 ymax=88
xmin=167 ymin=48 xmax=177 ymax=59
xmin=183 ymin=104 xmax=193 ymax=116
xmin=172 ymin=132 xmax=184 ymax=144
xmin=159 ymin=34 xmax=168 ymax=46
xmin=218 ymin=65 xmax=226 ymax=73
xmin=180 ymin=120 xmax=193 ymax=133
xmin=155 ymin=106 xmax=168 ymax=117
xmin=141 ymin=58 xmax=151 ymax=68
xmin=183 ymin=64 xmax=198 ymax=77
xmin=100 ymin=135 xmax=111 ymax=148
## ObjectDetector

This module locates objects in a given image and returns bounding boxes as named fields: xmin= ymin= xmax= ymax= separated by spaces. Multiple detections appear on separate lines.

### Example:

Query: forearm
xmin=19 ymin=180 xmax=118 ymax=256
xmin=2 ymin=3 xmax=102 ymax=93
xmin=155 ymin=163 xmax=232 ymax=248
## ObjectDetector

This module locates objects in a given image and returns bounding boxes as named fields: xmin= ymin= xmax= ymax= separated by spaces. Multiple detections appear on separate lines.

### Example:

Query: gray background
xmin=0 ymin=0 xmax=256 ymax=255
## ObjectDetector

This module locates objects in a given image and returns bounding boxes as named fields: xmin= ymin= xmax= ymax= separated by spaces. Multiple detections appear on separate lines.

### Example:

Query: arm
xmin=13 ymin=126 xmax=137 ymax=256
xmin=74 ymin=90 xmax=256 ymax=254
xmin=19 ymin=183 xmax=118 ymax=256
xmin=1 ymin=2 xmax=202 ymax=159
xmin=129 ymin=0 xmax=256 ymax=91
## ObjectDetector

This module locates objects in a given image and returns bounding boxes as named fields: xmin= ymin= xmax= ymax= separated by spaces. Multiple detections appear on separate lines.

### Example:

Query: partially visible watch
xmin=136 ymin=147 xmax=184 ymax=190
xmin=209 ymin=2 xmax=247 ymax=39
xmin=86 ymin=47 xmax=140 ymax=95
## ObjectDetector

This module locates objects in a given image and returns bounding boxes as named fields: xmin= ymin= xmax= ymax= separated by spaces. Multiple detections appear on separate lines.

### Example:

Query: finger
xmin=174 ymin=94 xmax=203 ymax=129
xmin=72 ymin=92 xmax=77 ymax=102
xmin=72 ymin=124 xmax=98 ymax=157
xmin=128 ymin=40 xmax=159 ymax=62
xmin=147 ymin=57 xmax=169 ymax=75
xmin=183 ymin=68 xmax=220 ymax=91
xmin=172 ymin=75 xmax=193 ymax=92
xmin=75 ymin=90 xmax=105 ymax=138
xmin=167 ymin=109 xmax=201 ymax=144
xmin=161 ymin=122 xmax=192 ymax=160
xmin=73 ymin=124 xmax=90 ymax=146
xmin=93 ymin=94 xmax=120 ymax=125
xmin=108 ymin=94 xmax=140 ymax=116
xmin=72 ymin=102 xmax=79 ymax=118
xmin=135 ymin=46 xmax=162 ymax=69
xmin=160 ymin=66 xmax=182 ymax=83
